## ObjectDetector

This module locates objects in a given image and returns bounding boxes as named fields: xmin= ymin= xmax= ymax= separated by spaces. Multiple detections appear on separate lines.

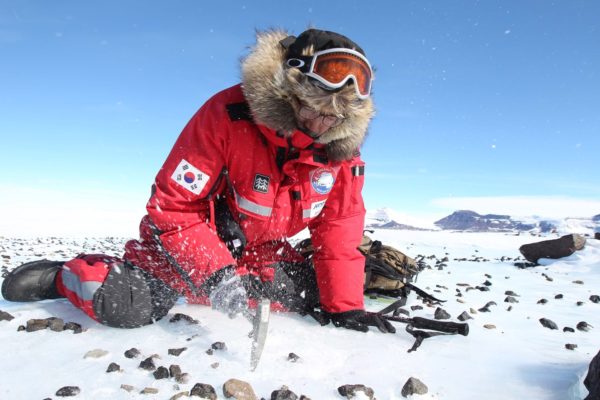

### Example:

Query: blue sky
xmin=1 ymin=1 xmax=599 ymax=235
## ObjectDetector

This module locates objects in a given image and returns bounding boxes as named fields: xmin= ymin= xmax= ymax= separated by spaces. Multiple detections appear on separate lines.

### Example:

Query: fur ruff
xmin=241 ymin=29 xmax=374 ymax=161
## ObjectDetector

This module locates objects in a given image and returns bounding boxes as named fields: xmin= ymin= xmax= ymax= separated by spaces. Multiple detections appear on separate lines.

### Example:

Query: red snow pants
xmin=54 ymin=220 xmax=319 ymax=327
xmin=55 ymin=254 xmax=178 ymax=328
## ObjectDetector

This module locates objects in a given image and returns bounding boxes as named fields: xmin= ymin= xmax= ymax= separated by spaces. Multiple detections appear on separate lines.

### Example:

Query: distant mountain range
xmin=433 ymin=210 xmax=538 ymax=232
xmin=365 ymin=208 xmax=600 ymax=234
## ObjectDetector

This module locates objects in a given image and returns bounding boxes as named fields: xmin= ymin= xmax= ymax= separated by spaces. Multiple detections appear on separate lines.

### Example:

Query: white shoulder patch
xmin=171 ymin=159 xmax=211 ymax=195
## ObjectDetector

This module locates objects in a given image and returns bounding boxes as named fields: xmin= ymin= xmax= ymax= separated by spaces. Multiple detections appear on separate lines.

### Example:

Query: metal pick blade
xmin=249 ymin=298 xmax=270 ymax=371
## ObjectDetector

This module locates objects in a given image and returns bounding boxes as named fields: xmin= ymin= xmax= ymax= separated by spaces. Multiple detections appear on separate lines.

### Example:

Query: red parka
xmin=124 ymin=84 xmax=366 ymax=313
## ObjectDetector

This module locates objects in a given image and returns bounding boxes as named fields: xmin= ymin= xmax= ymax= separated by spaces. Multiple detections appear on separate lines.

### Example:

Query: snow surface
xmin=1 ymin=231 xmax=599 ymax=399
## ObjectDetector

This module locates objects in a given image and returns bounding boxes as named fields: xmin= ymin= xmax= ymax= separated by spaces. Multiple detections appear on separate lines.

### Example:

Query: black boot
xmin=1 ymin=260 xmax=64 ymax=302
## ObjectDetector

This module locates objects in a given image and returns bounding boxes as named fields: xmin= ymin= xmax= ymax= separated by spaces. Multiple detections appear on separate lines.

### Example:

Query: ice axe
xmin=244 ymin=297 xmax=271 ymax=371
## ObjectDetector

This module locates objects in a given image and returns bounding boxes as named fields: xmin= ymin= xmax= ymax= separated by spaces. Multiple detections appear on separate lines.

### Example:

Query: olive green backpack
xmin=295 ymin=233 xmax=438 ymax=303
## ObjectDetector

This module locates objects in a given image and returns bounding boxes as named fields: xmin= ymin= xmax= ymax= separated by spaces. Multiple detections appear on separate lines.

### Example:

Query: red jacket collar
xmin=257 ymin=124 xmax=325 ymax=150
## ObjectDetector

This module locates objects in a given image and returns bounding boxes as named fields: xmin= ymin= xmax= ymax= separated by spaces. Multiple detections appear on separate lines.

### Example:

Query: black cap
xmin=283 ymin=29 xmax=366 ymax=58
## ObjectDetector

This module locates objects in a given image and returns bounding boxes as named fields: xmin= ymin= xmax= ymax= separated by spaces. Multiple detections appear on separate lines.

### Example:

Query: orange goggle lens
xmin=310 ymin=51 xmax=373 ymax=98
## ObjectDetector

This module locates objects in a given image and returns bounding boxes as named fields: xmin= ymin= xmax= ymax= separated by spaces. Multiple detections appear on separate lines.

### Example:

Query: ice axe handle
xmin=383 ymin=315 xmax=469 ymax=336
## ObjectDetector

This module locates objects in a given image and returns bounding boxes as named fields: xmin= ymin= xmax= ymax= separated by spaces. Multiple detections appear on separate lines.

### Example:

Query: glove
xmin=328 ymin=310 xmax=396 ymax=333
xmin=206 ymin=267 xmax=248 ymax=318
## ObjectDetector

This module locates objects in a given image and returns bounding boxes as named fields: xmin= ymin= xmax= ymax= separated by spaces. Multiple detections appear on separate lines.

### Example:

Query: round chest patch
xmin=311 ymin=168 xmax=335 ymax=195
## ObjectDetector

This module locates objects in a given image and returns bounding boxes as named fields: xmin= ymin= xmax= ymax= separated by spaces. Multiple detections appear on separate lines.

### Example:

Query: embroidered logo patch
xmin=311 ymin=167 xmax=335 ymax=195
xmin=171 ymin=159 xmax=210 ymax=195
xmin=253 ymin=174 xmax=270 ymax=193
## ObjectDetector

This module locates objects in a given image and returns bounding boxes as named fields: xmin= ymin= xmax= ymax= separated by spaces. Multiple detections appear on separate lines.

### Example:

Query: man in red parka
xmin=2 ymin=29 xmax=394 ymax=334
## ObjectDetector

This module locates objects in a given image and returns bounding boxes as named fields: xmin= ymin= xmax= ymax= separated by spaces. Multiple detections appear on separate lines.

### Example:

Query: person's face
xmin=295 ymin=103 xmax=344 ymax=137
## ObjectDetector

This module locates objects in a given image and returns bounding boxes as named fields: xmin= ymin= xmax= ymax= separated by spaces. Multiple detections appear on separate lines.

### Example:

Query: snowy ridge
xmin=367 ymin=207 xmax=600 ymax=235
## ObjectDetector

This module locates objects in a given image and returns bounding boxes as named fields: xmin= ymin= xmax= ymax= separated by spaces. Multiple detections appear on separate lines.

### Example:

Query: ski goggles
xmin=286 ymin=48 xmax=373 ymax=100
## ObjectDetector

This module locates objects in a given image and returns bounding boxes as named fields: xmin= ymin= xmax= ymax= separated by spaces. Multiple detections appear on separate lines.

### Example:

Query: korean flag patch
xmin=171 ymin=159 xmax=211 ymax=195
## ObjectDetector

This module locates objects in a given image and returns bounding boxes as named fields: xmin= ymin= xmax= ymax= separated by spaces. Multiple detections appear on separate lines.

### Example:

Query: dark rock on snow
xmin=542 ymin=273 xmax=553 ymax=282
xmin=55 ymin=386 xmax=81 ymax=397
xmin=564 ymin=327 xmax=575 ymax=333
xmin=590 ymin=295 xmax=600 ymax=304
xmin=434 ymin=308 xmax=451 ymax=320
xmin=169 ymin=364 xmax=182 ymax=378
xmin=169 ymin=313 xmax=199 ymax=324
xmin=505 ymin=296 xmax=519 ymax=303
xmin=124 ymin=347 xmax=141 ymax=358
xmin=106 ymin=362 xmax=121 ymax=373
xmin=539 ymin=318 xmax=558 ymax=330
xmin=26 ymin=318 xmax=49 ymax=332
xmin=577 ymin=321 xmax=593 ymax=332
xmin=190 ymin=383 xmax=217 ymax=400
xmin=519 ymin=233 xmax=586 ymax=263
xmin=47 ymin=317 xmax=65 ymax=332
xmin=401 ymin=377 xmax=428 ymax=397
xmin=153 ymin=366 xmax=170 ymax=379
xmin=0 ymin=310 xmax=15 ymax=321
xmin=478 ymin=301 xmax=497 ymax=313
xmin=337 ymin=384 xmax=375 ymax=400
xmin=565 ymin=344 xmax=578 ymax=350
xmin=168 ymin=347 xmax=187 ymax=356
xmin=584 ymin=349 xmax=600 ymax=400
xmin=288 ymin=352 xmax=300 ymax=362
xmin=139 ymin=357 xmax=156 ymax=371
xmin=514 ymin=261 xmax=538 ymax=268
xmin=63 ymin=321 xmax=83 ymax=333
xmin=457 ymin=311 xmax=473 ymax=321
xmin=211 ymin=341 xmax=227 ymax=351
xmin=271 ymin=386 xmax=299 ymax=400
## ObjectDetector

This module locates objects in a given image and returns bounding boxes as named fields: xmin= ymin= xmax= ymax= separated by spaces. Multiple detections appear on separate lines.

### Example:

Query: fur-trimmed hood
xmin=241 ymin=29 xmax=375 ymax=161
